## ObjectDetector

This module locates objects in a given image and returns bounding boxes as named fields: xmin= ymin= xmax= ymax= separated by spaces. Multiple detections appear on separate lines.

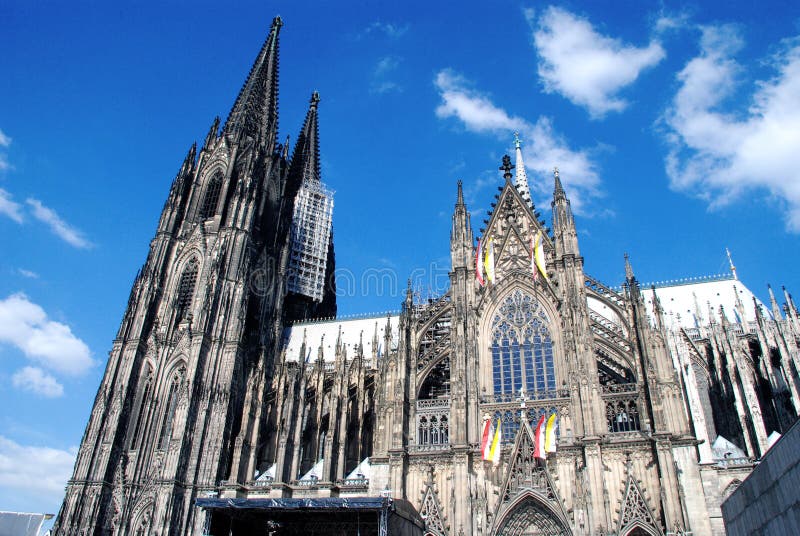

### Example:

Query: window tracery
xmin=606 ymin=399 xmax=641 ymax=433
xmin=199 ymin=172 xmax=223 ymax=219
xmin=175 ymin=259 xmax=198 ymax=321
xmin=158 ymin=367 xmax=185 ymax=449
xmin=491 ymin=290 xmax=555 ymax=396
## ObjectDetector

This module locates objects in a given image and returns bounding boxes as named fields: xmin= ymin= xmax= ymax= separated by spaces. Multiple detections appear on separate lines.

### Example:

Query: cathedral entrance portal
xmin=493 ymin=491 xmax=572 ymax=536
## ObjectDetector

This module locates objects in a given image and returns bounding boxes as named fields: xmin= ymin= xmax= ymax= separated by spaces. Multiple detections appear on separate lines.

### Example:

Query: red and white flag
xmin=481 ymin=417 xmax=493 ymax=460
xmin=533 ymin=414 xmax=546 ymax=460
xmin=475 ymin=238 xmax=485 ymax=287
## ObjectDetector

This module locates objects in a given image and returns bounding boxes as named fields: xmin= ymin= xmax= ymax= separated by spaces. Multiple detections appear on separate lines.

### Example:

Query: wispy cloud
xmin=0 ymin=188 xmax=23 ymax=223
xmin=532 ymin=6 xmax=665 ymax=118
xmin=359 ymin=21 xmax=409 ymax=40
xmin=434 ymin=69 xmax=602 ymax=213
xmin=26 ymin=198 xmax=93 ymax=249
xmin=18 ymin=269 xmax=39 ymax=279
xmin=371 ymin=56 xmax=403 ymax=94
xmin=0 ymin=435 xmax=76 ymax=508
xmin=0 ymin=293 xmax=93 ymax=376
xmin=12 ymin=366 xmax=64 ymax=398
xmin=0 ymin=128 xmax=10 ymax=172
xmin=662 ymin=27 xmax=800 ymax=231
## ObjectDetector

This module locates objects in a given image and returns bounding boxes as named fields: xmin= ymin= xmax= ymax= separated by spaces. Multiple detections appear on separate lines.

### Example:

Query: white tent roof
xmin=640 ymin=276 xmax=768 ymax=329
xmin=283 ymin=314 xmax=399 ymax=363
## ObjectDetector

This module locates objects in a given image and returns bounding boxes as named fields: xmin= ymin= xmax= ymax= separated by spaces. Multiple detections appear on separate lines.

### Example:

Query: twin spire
xmin=224 ymin=16 xmax=283 ymax=144
xmin=221 ymin=17 xmax=322 ymax=188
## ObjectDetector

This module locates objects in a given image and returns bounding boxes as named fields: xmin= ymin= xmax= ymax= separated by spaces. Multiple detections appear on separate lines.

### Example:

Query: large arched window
xmin=158 ymin=367 xmax=185 ymax=449
xmin=130 ymin=369 xmax=153 ymax=450
xmin=491 ymin=290 xmax=555 ymax=397
xmin=199 ymin=172 xmax=223 ymax=219
xmin=175 ymin=258 xmax=198 ymax=321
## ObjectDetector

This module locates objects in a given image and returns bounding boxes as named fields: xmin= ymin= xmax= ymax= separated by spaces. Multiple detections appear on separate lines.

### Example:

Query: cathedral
xmin=54 ymin=17 xmax=800 ymax=536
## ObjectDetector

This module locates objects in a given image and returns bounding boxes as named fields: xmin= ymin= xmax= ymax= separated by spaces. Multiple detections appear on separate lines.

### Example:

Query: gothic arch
xmin=199 ymin=169 xmax=224 ymax=219
xmin=480 ymin=288 xmax=561 ymax=399
xmin=493 ymin=489 xmax=572 ymax=536
xmin=617 ymin=475 xmax=662 ymax=536
xmin=129 ymin=498 xmax=154 ymax=536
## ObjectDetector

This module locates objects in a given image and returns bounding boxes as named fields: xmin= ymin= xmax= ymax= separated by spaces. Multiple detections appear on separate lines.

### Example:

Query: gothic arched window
xmin=158 ymin=367 xmax=185 ymax=449
xmin=199 ymin=172 xmax=223 ymax=219
xmin=491 ymin=290 xmax=555 ymax=397
xmin=130 ymin=370 xmax=153 ymax=449
xmin=175 ymin=259 xmax=198 ymax=321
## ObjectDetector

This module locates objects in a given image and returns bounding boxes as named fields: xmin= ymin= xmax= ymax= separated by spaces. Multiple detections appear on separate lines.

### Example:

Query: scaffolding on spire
xmin=286 ymin=177 xmax=334 ymax=302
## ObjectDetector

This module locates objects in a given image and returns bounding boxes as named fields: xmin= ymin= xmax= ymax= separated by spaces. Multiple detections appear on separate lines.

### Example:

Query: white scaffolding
xmin=287 ymin=178 xmax=334 ymax=302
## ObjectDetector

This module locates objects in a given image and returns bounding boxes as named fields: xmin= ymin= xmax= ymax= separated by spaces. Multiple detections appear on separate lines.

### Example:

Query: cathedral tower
xmin=53 ymin=18 xmax=335 ymax=535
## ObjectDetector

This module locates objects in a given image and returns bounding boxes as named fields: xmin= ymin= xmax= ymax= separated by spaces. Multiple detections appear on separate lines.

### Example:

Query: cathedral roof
xmin=283 ymin=314 xmax=400 ymax=362
xmin=640 ymin=275 xmax=770 ymax=329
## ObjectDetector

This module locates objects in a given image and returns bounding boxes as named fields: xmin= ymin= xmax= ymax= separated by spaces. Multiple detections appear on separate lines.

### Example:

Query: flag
xmin=475 ymin=239 xmax=485 ymax=287
xmin=489 ymin=418 xmax=502 ymax=466
xmin=480 ymin=417 xmax=493 ymax=460
xmin=484 ymin=238 xmax=496 ymax=284
xmin=544 ymin=413 xmax=558 ymax=454
xmin=533 ymin=414 xmax=546 ymax=460
xmin=533 ymin=231 xmax=548 ymax=280
xmin=530 ymin=236 xmax=538 ymax=282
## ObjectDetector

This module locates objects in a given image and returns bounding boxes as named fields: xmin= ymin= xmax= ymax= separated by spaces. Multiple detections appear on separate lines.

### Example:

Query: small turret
xmin=768 ymin=284 xmax=782 ymax=319
xmin=552 ymin=168 xmax=579 ymax=256
xmin=450 ymin=180 xmax=473 ymax=271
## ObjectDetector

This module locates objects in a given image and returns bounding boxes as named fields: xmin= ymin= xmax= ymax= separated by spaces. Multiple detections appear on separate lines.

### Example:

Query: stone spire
xmin=287 ymin=92 xmax=321 ymax=193
xmin=513 ymin=132 xmax=532 ymax=206
xmin=551 ymin=167 xmax=578 ymax=256
xmin=768 ymin=284 xmax=783 ymax=319
xmin=223 ymin=16 xmax=282 ymax=145
xmin=726 ymin=247 xmax=738 ymax=280
xmin=451 ymin=180 xmax=472 ymax=270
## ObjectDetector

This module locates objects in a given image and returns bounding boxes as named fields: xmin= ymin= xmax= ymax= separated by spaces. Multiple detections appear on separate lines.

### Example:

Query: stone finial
xmin=500 ymin=154 xmax=514 ymax=180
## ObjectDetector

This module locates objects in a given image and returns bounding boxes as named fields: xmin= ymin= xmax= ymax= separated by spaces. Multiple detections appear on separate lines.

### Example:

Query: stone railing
xmin=601 ymin=383 xmax=637 ymax=395
xmin=715 ymin=456 xmax=753 ymax=469
xmin=416 ymin=398 xmax=451 ymax=411
xmin=408 ymin=443 xmax=451 ymax=453
xmin=336 ymin=477 xmax=369 ymax=490
xmin=480 ymin=389 xmax=569 ymax=404
xmin=247 ymin=477 xmax=273 ymax=489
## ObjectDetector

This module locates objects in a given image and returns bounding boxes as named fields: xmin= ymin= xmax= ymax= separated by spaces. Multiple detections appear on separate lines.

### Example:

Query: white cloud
xmin=18 ymin=268 xmax=39 ymax=279
xmin=26 ymin=198 xmax=93 ymax=249
xmin=371 ymin=56 xmax=402 ymax=94
xmin=0 ymin=435 xmax=76 ymax=508
xmin=435 ymin=70 xmax=528 ymax=133
xmin=663 ymin=27 xmax=800 ymax=231
xmin=0 ymin=188 xmax=23 ymax=223
xmin=361 ymin=21 xmax=409 ymax=39
xmin=0 ymin=293 xmax=93 ymax=376
xmin=434 ymin=69 xmax=602 ymax=213
xmin=0 ymin=128 xmax=10 ymax=172
xmin=533 ymin=6 xmax=665 ymax=118
xmin=12 ymin=366 xmax=64 ymax=398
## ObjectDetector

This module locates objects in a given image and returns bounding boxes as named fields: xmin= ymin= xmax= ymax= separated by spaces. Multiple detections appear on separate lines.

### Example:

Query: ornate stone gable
xmin=617 ymin=469 xmax=662 ymax=536
xmin=419 ymin=466 xmax=448 ymax=536
xmin=496 ymin=417 xmax=562 ymax=506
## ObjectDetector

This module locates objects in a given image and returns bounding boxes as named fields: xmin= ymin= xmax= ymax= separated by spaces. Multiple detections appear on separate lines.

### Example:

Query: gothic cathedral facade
xmin=54 ymin=17 xmax=800 ymax=536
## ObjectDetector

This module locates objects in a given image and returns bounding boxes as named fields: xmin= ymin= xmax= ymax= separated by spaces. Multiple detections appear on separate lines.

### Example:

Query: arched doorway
xmin=493 ymin=491 xmax=572 ymax=536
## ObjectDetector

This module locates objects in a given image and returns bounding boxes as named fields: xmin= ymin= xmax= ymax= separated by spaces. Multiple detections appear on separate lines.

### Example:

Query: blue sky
xmin=1 ymin=0 xmax=800 ymax=520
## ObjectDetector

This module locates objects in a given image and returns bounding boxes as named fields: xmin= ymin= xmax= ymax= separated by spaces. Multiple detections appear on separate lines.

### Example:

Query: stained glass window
xmin=490 ymin=289 xmax=555 ymax=398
